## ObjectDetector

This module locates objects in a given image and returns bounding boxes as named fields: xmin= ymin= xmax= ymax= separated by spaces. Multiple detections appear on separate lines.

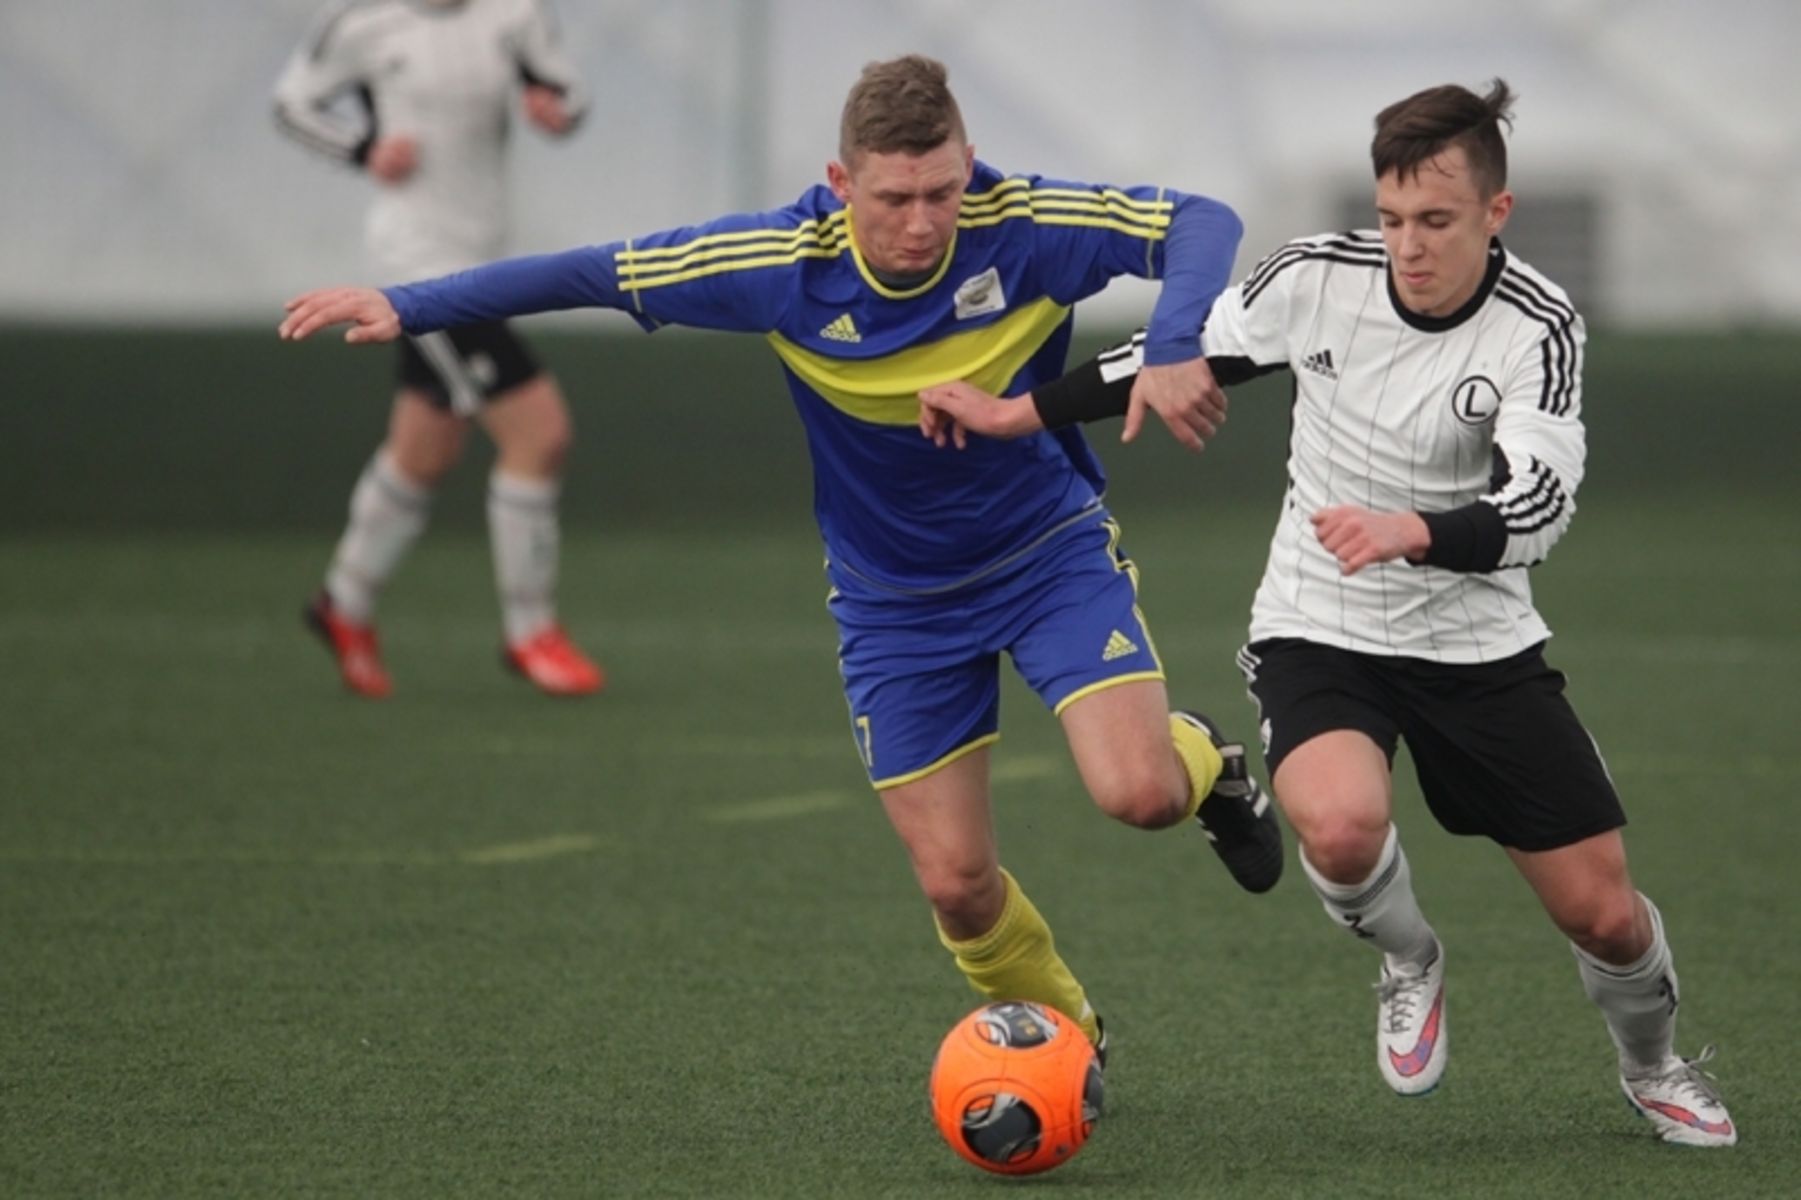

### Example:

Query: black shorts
xmin=397 ymin=321 xmax=543 ymax=414
xmin=1236 ymin=637 xmax=1625 ymax=852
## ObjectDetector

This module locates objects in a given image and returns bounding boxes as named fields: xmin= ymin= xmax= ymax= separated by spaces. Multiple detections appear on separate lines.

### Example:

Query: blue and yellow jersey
xmin=386 ymin=161 xmax=1242 ymax=593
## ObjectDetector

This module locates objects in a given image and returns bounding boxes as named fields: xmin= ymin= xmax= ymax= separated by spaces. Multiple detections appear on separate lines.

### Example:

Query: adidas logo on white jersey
xmin=1101 ymin=629 xmax=1140 ymax=662
xmin=820 ymin=313 xmax=862 ymax=343
xmin=1300 ymin=348 xmax=1338 ymax=379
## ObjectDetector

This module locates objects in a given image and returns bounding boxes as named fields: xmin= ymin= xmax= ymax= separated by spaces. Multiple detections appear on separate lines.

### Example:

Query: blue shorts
xmin=829 ymin=511 xmax=1164 ymax=789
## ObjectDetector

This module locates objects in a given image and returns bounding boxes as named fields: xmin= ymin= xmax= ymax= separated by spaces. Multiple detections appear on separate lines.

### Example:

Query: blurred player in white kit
xmin=275 ymin=0 xmax=602 ymax=698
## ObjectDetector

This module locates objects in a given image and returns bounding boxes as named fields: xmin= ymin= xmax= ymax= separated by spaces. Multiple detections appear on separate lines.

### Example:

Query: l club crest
xmin=1450 ymin=375 xmax=1501 ymax=425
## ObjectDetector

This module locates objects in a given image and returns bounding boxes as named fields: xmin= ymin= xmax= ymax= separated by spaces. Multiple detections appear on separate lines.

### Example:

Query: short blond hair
xmin=838 ymin=54 xmax=965 ymax=165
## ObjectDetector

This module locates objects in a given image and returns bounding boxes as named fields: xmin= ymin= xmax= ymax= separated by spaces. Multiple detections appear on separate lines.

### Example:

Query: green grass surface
xmin=2 ymin=327 xmax=1795 ymax=1193
xmin=3 ymin=495 xmax=1797 ymax=1196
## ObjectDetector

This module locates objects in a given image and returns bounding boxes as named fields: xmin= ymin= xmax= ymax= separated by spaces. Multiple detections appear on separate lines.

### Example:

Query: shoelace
xmin=1664 ymin=1045 xmax=1725 ymax=1106
xmin=1374 ymin=964 xmax=1432 ymax=1034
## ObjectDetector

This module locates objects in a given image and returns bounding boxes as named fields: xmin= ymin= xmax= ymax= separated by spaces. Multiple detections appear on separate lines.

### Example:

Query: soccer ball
xmin=928 ymin=1000 xmax=1103 ymax=1175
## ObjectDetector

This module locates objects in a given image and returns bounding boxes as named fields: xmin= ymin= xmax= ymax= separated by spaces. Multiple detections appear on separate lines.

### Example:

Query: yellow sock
xmin=1170 ymin=714 xmax=1225 ymax=822
xmin=937 ymin=868 xmax=1100 ymax=1043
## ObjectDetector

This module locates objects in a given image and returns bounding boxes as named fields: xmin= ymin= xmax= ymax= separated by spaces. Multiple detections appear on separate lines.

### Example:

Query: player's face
xmin=1376 ymin=146 xmax=1513 ymax=317
xmin=829 ymin=139 xmax=974 ymax=275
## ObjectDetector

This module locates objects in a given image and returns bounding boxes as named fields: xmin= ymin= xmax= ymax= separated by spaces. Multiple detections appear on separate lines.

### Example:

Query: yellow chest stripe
xmin=764 ymin=296 xmax=1071 ymax=427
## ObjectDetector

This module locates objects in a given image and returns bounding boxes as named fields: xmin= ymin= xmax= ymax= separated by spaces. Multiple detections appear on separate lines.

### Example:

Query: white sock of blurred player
xmin=325 ymin=450 xmax=431 ymax=625
xmin=487 ymin=470 xmax=560 ymax=644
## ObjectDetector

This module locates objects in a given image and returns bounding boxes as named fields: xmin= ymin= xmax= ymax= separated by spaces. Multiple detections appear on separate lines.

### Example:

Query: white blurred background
xmin=3 ymin=0 xmax=1797 ymax=326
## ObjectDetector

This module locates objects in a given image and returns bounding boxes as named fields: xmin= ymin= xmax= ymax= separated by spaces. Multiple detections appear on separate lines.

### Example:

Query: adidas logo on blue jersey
xmin=1301 ymin=348 xmax=1338 ymax=379
xmin=820 ymin=313 xmax=862 ymax=343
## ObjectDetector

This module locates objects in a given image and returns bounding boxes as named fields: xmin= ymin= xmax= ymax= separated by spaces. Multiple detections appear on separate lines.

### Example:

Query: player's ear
xmin=1486 ymin=189 xmax=1514 ymax=236
xmin=963 ymin=142 xmax=975 ymax=180
xmin=827 ymin=159 xmax=853 ymax=204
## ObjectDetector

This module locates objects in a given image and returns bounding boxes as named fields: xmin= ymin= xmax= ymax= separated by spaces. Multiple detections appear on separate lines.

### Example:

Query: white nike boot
xmin=1375 ymin=940 xmax=1447 ymax=1096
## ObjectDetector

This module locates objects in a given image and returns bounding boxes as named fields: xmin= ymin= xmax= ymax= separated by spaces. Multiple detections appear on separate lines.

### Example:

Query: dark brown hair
xmin=838 ymin=55 xmax=966 ymax=164
xmin=1372 ymin=79 xmax=1515 ymax=196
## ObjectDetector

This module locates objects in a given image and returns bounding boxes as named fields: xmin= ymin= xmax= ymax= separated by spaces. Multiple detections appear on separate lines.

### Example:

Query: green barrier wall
xmin=2 ymin=326 xmax=1793 ymax=534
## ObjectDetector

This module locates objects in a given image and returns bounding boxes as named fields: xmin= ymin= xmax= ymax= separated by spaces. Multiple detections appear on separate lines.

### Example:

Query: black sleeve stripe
xmin=1494 ymin=282 xmax=1578 ymax=416
xmin=1243 ymin=236 xmax=1386 ymax=298
xmin=1503 ymin=484 xmax=1568 ymax=533
xmin=1242 ymin=233 xmax=1384 ymax=293
xmin=1497 ymin=474 xmax=1557 ymax=516
xmin=1244 ymin=249 xmax=1385 ymax=308
xmin=1499 ymin=267 xmax=1577 ymax=324
xmin=1096 ymin=328 xmax=1145 ymax=371
xmin=352 ymin=83 xmax=377 ymax=164
xmin=1500 ymin=480 xmax=1563 ymax=527
xmin=1494 ymin=456 xmax=1569 ymax=531
xmin=273 ymin=101 xmax=358 ymax=162
xmin=1507 ymin=501 xmax=1567 ymax=535
xmin=1209 ymin=356 xmax=1288 ymax=387
xmin=1498 ymin=268 xmax=1580 ymax=415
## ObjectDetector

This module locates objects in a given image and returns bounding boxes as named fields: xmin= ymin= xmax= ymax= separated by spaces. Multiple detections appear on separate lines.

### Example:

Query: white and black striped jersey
xmin=1034 ymin=233 xmax=1588 ymax=662
xmin=274 ymin=0 xmax=585 ymax=281
xmin=1203 ymin=231 xmax=1585 ymax=662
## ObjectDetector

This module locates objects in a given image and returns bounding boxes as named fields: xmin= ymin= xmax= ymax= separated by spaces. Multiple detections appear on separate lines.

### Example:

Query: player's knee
xmin=505 ymin=411 xmax=571 ymax=475
xmin=397 ymin=447 xmax=458 ymax=487
xmin=1559 ymin=889 xmax=1645 ymax=961
xmin=1298 ymin=819 xmax=1387 ymax=884
xmin=1090 ymin=771 xmax=1187 ymax=830
xmin=531 ymin=407 xmax=574 ymax=472
xmin=919 ymin=865 xmax=1005 ymax=935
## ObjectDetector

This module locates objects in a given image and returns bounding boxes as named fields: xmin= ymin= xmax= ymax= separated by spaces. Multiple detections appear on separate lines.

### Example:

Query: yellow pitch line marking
xmin=702 ymin=791 xmax=849 ymax=823
xmin=457 ymin=833 xmax=609 ymax=864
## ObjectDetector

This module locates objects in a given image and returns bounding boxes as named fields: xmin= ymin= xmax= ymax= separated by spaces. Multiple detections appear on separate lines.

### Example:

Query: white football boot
xmin=1375 ymin=942 xmax=1447 ymax=1096
xmin=1621 ymin=1046 xmax=1737 ymax=1147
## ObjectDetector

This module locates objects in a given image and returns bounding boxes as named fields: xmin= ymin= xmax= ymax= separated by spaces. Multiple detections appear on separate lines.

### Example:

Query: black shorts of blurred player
xmin=398 ymin=320 xmax=543 ymax=414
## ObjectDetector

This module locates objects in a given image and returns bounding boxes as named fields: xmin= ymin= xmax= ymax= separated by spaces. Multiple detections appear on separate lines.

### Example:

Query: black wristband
xmin=1418 ymin=502 xmax=1508 ymax=573
xmin=1030 ymin=359 xmax=1131 ymax=429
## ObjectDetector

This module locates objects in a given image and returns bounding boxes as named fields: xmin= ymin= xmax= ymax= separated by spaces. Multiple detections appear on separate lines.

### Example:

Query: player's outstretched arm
xmin=279 ymin=287 xmax=401 ymax=344
xmin=918 ymin=381 xmax=1043 ymax=449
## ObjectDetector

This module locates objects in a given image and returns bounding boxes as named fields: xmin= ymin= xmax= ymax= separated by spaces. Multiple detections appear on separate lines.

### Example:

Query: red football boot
xmin=503 ymin=624 xmax=604 ymax=696
xmin=304 ymin=590 xmax=392 ymax=699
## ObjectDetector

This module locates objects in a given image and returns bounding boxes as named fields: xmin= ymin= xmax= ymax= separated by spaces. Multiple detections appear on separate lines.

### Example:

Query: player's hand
xmin=1311 ymin=506 xmax=1431 ymax=576
xmin=279 ymin=286 xmax=402 ymax=345
xmin=1123 ymin=358 xmax=1226 ymax=452
xmin=918 ymin=381 xmax=1042 ymax=449
xmin=365 ymin=136 xmax=419 ymax=185
xmin=523 ymin=86 xmax=574 ymax=135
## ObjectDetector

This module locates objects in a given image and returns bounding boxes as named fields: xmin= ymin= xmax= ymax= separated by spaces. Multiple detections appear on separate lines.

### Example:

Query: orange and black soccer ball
xmin=928 ymin=1001 xmax=1103 ymax=1176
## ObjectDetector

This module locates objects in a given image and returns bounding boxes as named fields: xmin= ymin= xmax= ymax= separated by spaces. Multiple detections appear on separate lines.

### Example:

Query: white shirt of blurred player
xmin=275 ymin=0 xmax=583 ymax=282
xmin=1202 ymin=233 xmax=1587 ymax=663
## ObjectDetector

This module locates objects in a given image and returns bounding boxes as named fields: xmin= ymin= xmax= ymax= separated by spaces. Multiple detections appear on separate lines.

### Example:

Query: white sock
xmin=488 ymin=471 xmax=560 ymax=644
xmin=325 ymin=451 xmax=431 ymax=624
xmin=1572 ymin=892 xmax=1679 ymax=1077
xmin=1301 ymin=824 xmax=1438 ymax=970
